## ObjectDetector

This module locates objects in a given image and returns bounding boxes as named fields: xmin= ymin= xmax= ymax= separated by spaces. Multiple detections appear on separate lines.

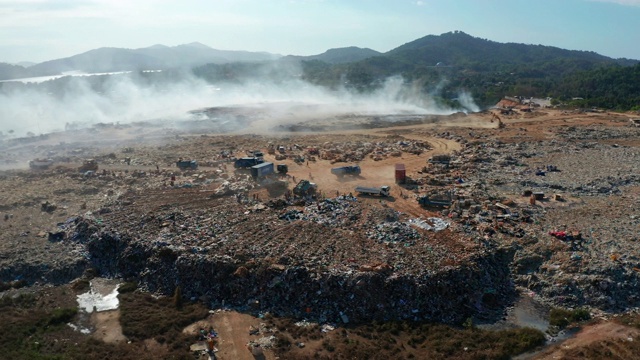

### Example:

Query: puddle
xmin=77 ymin=278 xmax=121 ymax=313
xmin=67 ymin=322 xmax=92 ymax=334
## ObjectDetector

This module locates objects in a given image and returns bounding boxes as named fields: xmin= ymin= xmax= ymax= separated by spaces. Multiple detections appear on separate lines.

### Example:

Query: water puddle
xmin=76 ymin=278 xmax=121 ymax=313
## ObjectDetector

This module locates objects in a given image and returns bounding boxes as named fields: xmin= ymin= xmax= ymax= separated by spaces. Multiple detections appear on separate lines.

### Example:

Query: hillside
xmin=4 ymin=43 xmax=281 ymax=79
xmin=298 ymin=31 xmax=639 ymax=108
xmin=285 ymin=46 xmax=381 ymax=64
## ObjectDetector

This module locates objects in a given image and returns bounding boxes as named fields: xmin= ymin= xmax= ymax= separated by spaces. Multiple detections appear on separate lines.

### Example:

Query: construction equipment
xmin=78 ymin=159 xmax=98 ymax=172
xmin=491 ymin=113 xmax=506 ymax=128
xmin=29 ymin=158 xmax=54 ymax=170
xmin=355 ymin=185 xmax=390 ymax=197
xmin=331 ymin=165 xmax=361 ymax=178
xmin=417 ymin=196 xmax=452 ymax=208
xmin=176 ymin=159 xmax=198 ymax=170
xmin=417 ymin=192 xmax=452 ymax=208
xmin=293 ymin=180 xmax=317 ymax=196
xmin=234 ymin=157 xmax=264 ymax=169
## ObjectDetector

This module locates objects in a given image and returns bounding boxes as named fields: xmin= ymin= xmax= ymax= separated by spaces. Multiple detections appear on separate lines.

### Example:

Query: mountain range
xmin=0 ymin=32 xmax=637 ymax=81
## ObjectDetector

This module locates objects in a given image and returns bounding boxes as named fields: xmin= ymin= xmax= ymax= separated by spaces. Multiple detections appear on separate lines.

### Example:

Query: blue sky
xmin=1 ymin=0 xmax=639 ymax=63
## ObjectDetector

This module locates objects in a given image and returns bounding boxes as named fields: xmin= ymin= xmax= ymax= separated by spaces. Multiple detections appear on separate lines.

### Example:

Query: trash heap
xmin=55 ymin=185 xmax=514 ymax=326
xmin=317 ymin=139 xmax=431 ymax=163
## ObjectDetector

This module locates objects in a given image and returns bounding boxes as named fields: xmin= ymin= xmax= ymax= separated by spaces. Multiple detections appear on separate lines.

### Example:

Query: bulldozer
xmin=78 ymin=159 xmax=98 ymax=172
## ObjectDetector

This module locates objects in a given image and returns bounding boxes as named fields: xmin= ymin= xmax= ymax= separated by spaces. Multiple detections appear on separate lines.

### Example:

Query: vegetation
xmin=549 ymin=307 xmax=592 ymax=328
xmin=0 ymin=286 xmax=208 ymax=360
xmin=3 ymin=31 xmax=640 ymax=112
xmin=269 ymin=318 xmax=546 ymax=359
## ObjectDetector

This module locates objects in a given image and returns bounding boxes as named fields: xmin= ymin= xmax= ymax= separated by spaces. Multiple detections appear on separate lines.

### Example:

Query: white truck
xmin=355 ymin=185 xmax=391 ymax=197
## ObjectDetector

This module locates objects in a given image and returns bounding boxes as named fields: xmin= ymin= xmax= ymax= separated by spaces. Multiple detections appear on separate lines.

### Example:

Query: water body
xmin=0 ymin=70 xmax=162 ymax=84
xmin=77 ymin=278 xmax=121 ymax=313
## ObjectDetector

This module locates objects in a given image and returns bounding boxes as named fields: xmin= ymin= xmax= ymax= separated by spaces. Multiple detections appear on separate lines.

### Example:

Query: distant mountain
xmin=0 ymin=62 xmax=55 ymax=80
xmin=285 ymin=46 xmax=381 ymax=64
xmin=12 ymin=43 xmax=281 ymax=79
xmin=0 ymin=63 xmax=30 ymax=80
xmin=384 ymin=31 xmax=636 ymax=70
xmin=15 ymin=61 xmax=36 ymax=68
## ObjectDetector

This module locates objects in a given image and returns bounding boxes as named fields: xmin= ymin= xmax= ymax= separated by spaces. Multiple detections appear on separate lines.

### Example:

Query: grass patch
xmin=119 ymin=292 xmax=209 ymax=342
xmin=549 ymin=307 xmax=591 ymax=328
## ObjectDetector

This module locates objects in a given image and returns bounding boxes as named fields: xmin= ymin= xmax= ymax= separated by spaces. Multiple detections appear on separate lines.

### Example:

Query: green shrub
xmin=549 ymin=307 xmax=591 ymax=328
xmin=48 ymin=307 xmax=78 ymax=325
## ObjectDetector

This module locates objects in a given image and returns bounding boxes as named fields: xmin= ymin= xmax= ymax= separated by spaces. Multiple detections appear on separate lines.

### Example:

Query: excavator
xmin=490 ymin=113 xmax=505 ymax=129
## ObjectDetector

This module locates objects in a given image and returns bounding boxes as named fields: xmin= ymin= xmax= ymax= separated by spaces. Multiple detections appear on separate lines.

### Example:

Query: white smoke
xmin=0 ymin=70 xmax=478 ymax=137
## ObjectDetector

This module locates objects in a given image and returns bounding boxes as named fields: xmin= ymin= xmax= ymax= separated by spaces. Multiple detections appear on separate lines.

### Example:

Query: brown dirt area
xmin=1 ymin=107 xmax=640 ymax=359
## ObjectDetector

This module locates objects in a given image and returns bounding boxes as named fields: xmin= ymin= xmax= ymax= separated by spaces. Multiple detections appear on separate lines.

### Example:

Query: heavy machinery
xmin=176 ymin=159 xmax=198 ymax=170
xmin=29 ymin=158 xmax=54 ymax=170
xmin=78 ymin=159 xmax=98 ymax=172
xmin=331 ymin=165 xmax=361 ymax=178
xmin=355 ymin=185 xmax=390 ymax=197
xmin=417 ymin=195 xmax=452 ymax=208
xmin=234 ymin=157 xmax=264 ymax=169
xmin=293 ymin=180 xmax=317 ymax=196
xmin=491 ymin=113 xmax=505 ymax=128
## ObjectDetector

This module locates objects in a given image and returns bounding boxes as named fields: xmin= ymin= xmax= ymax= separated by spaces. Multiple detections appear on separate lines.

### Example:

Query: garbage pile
xmin=51 ymin=181 xmax=515 ymax=326
xmin=317 ymin=139 xmax=431 ymax=163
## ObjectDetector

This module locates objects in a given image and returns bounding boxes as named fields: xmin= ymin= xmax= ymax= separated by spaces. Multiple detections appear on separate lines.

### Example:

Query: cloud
xmin=587 ymin=0 xmax=640 ymax=6
xmin=414 ymin=1 xmax=425 ymax=5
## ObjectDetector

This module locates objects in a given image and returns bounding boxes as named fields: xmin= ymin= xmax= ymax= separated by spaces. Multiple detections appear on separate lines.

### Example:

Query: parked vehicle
xmin=276 ymin=164 xmax=288 ymax=175
xmin=176 ymin=159 xmax=198 ymax=170
xmin=234 ymin=157 xmax=264 ymax=169
xmin=355 ymin=185 xmax=390 ymax=197
xmin=331 ymin=165 xmax=361 ymax=178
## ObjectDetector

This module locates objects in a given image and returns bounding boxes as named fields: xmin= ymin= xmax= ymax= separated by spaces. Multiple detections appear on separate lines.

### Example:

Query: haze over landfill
xmin=1 ymin=1 xmax=640 ymax=359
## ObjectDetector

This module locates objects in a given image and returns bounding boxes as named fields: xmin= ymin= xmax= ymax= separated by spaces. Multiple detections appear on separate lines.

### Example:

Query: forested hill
xmin=299 ymin=31 xmax=639 ymax=109
xmin=386 ymin=31 xmax=635 ymax=70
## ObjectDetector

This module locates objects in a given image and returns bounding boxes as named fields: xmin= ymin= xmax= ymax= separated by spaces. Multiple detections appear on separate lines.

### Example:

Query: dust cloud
xmin=0 ymin=69 xmax=480 ymax=138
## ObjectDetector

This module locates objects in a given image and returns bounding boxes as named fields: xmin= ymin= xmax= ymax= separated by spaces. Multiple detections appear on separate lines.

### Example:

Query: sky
xmin=1 ymin=0 xmax=640 ymax=64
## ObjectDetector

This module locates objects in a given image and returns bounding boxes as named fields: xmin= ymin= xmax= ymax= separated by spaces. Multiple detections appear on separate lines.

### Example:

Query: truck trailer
xmin=251 ymin=162 xmax=274 ymax=179
xmin=355 ymin=185 xmax=390 ymax=197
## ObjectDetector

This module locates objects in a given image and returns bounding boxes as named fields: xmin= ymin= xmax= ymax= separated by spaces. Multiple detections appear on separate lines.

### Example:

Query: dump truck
xmin=234 ymin=157 xmax=264 ymax=169
xmin=417 ymin=195 xmax=452 ymax=208
xmin=176 ymin=159 xmax=198 ymax=170
xmin=78 ymin=159 xmax=98 ymax=172
xmin=251 ymin=162 xmax=274 ymax=179
xmin=355 ymin=185 xmax=390 ymax=197
xmin=331 ymin=165 xmax=361 ymax=178
xmin=29 ymin=158 xmax=54 ymax=170
xmin=293 ymin=179 xmax=317 ymax=196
